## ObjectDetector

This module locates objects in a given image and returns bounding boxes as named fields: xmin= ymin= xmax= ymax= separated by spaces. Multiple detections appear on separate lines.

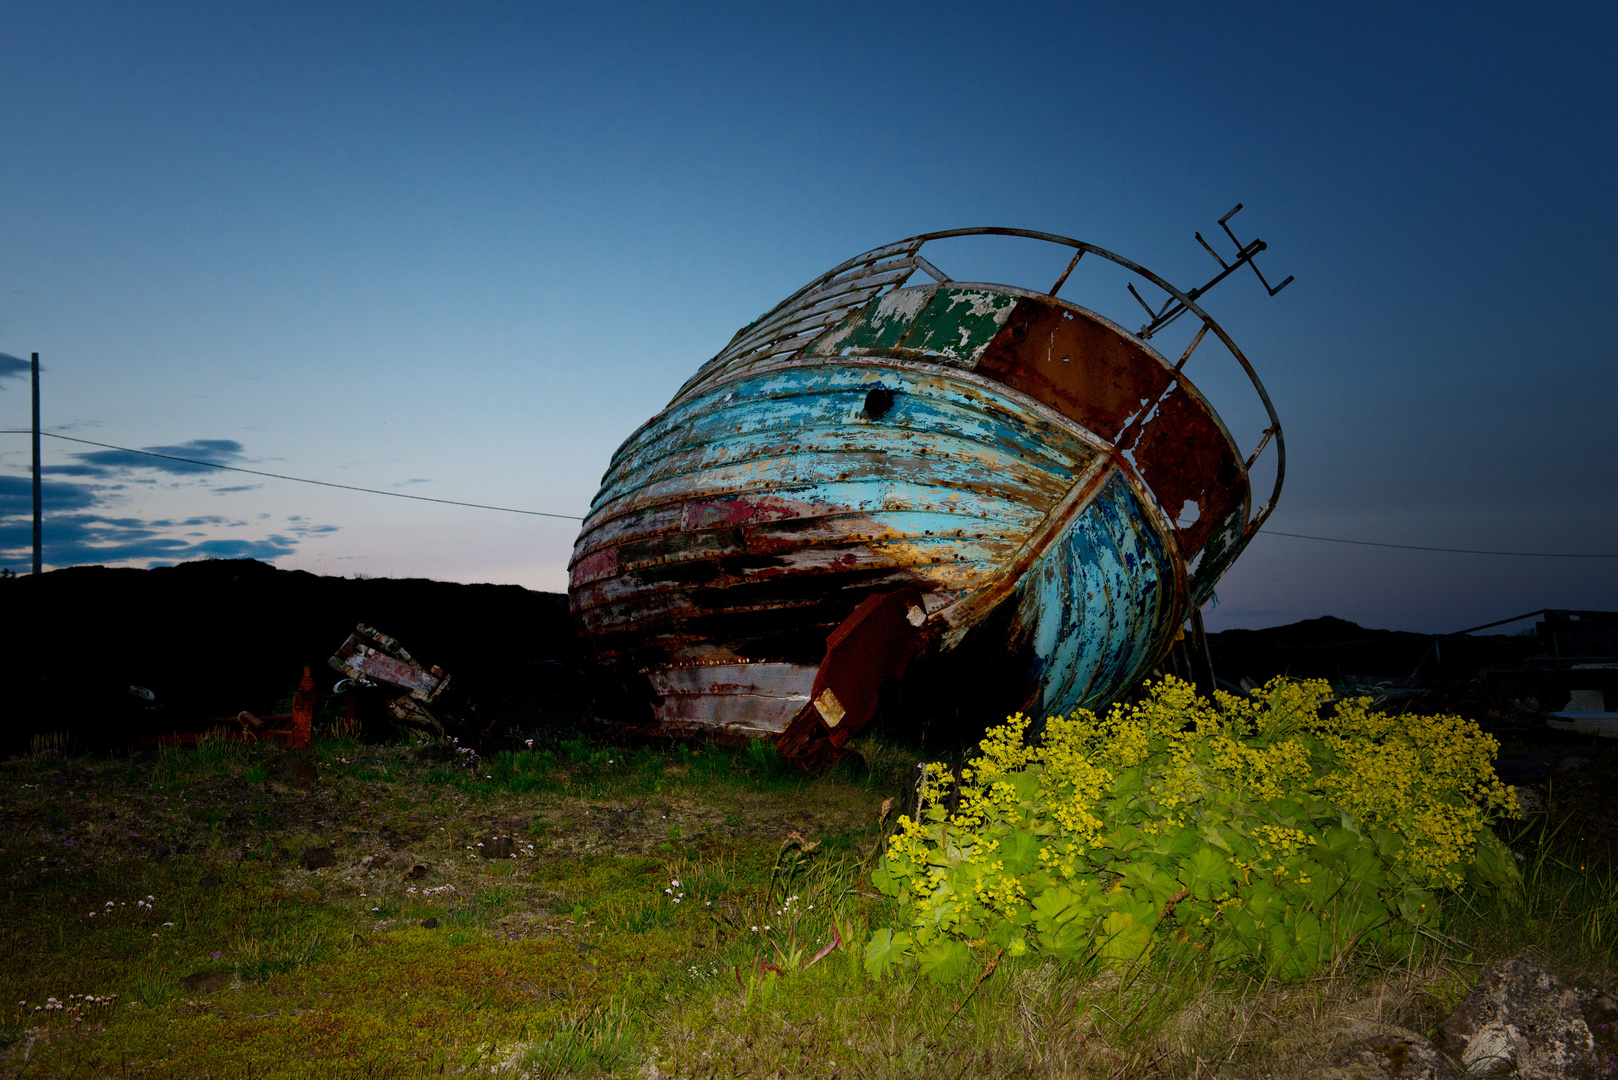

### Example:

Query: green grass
xmin=1 ymin=731 xmax=1614 ymax=1077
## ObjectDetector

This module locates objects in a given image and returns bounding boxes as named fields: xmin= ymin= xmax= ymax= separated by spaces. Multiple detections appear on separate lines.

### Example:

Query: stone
xmin=266 ymin=750 xmax=319 ymax=791
xmin=300 ymin=845 xmax=336 ymax=870
xmin=1296 ymin=1018 xmax=1463 ymax=1080
xmin=177 ymin=970 xmax=231 ymax=995
xmin=1438 ymin=955 xmax=1604 ymax=1078
xmin=478 ymin=834 xmax=515 ymax=859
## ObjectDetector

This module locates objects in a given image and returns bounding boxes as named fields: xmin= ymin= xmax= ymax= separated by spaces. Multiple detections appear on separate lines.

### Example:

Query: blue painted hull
xmin=570 ymin=236 xmax=1280 ymax=761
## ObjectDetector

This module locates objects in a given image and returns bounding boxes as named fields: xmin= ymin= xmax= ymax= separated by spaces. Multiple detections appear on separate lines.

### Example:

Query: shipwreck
xmin=569 ymin=213 xmax=1291 ymax=767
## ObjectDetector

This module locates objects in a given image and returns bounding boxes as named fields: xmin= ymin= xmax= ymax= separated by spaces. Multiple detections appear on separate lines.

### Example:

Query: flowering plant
xmin=868 ymin=677 xmax=1520 ymax=981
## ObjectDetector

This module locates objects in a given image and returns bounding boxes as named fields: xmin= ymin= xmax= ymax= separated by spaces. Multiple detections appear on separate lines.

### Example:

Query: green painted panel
xmin=806 ymin=285 xmax=1019 ymax=366
xmin=902 ymin=288 xmax=1019 ymax=362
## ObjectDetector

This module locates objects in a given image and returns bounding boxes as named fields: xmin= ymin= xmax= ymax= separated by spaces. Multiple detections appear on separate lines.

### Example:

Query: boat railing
xmin=667 ymin=219 xmax=1290 ymax=596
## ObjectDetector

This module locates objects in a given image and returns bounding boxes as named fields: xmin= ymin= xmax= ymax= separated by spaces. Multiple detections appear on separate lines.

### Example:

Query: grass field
xmin=2 ymin=727 xmax=1614 ymax=1078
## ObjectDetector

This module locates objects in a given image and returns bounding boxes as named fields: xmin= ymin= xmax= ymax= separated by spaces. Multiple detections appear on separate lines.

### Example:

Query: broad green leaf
xmin=1180 ymin=846 xmax=1235 ymax=901
xmin=863 ymin=928 xmax=912 ymax=979
xmin=1098 ymin=910 xmax=1153 ymax=963
xmin=916 ymin=938 xmax=972 ymax=983
xmin=999 ymin=829 xmax=1041 ymax=875
xmin=1031 ymin=885 xmax=1082 ymax=931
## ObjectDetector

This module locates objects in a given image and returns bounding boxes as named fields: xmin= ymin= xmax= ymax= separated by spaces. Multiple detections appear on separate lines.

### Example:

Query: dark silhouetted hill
xmin=0 ymin=559 xmax=587 ymax=753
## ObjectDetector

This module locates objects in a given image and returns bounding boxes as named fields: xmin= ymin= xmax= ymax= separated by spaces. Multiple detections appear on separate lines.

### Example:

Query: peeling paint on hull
xmin=569 ymin=230 xmax=1286 ymax=765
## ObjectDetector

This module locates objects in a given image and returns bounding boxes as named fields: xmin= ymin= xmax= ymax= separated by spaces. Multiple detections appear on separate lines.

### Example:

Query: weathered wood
xmin=572 ymin=230 xmax=1285 ymax=766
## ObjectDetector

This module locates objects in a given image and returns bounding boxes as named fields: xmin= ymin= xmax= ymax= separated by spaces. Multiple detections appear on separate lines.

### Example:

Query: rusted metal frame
xmin=1244 ymin=426 xmax=1277 ymax=470
xmin=1216 ymin=204 xmax=1294 ymax=297
xmin=932 ymin=454 xmax=1116 ymax=632
xmin=778 ymin=231 xmax=1283 ymax=537
xmin=896 ymin=227 xmax=1282 ymax=526
xmin=1049 ymin=249 xmax=1084 ymax=296
xmin=1174 ymin=322 xmax=1211 ymax=373
xmin=910 ymin=254 xmax=952 ymax=284
xmin=1136 ymin=237 xmax=1269 ymax=340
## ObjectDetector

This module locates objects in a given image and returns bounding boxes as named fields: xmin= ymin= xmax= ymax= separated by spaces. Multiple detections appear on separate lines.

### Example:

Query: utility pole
xmin=31 ymin=352 xmax=41 ymax=575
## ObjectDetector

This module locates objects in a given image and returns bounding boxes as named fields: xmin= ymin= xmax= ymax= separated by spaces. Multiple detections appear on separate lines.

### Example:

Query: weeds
xmin=1 ymin=728 xmax=1614 ymax=1077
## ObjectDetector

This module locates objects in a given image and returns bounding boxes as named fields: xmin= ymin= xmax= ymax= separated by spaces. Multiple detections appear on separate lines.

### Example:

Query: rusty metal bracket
xmin=1133 ymin=205 xmax=1293 ymax=340
xmin=774 ymin=587 xmax=929 ymax=770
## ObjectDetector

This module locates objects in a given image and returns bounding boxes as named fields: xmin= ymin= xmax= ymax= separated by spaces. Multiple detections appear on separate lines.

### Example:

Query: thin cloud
xmin=0 ymin=439 xmax=336 ymax=571
xmin=0 ymin=353 xmax=30 ymax=386
xmin=66 ymin=438 xmax=247 ymax=477
xmin=0 ymin=510 xmax=299 ymax=567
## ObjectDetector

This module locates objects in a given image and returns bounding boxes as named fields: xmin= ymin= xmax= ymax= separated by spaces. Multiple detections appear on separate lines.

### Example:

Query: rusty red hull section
xmin=569 ymin=229 xmax=1285 ymax=765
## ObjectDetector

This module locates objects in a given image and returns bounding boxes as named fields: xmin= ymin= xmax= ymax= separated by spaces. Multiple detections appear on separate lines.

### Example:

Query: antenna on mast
xmin=1128 ymin=204 xmax=1293 ymax=339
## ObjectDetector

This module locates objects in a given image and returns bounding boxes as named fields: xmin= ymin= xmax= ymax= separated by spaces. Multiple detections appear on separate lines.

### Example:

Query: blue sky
xmin=1 ymin=2 xmax=1613 ymax=632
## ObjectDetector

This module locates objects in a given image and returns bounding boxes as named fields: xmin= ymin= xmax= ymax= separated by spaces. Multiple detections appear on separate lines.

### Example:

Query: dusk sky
xmin=1 ymin=2 xmax=1613 ymax=633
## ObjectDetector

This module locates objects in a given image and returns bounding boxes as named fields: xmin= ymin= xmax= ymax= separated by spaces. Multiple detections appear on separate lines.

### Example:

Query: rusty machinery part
xmin=328 ymin=625 xmax=450 ymax=704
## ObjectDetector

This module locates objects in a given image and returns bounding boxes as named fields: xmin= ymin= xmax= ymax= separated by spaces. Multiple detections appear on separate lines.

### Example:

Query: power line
xmin=0 ymin=430 xmax=584 ymax=520
xmin=4 ymin=429 xmax=1613 ymax=555
xmin=1260 ymin=529 xmax=1615 ymax=559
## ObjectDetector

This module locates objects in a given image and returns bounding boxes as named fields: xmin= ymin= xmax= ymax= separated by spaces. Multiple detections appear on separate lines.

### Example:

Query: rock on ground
xmin=1438 ymin=955 xmax=1609 ymax=1078
xmin=1296 ymin=1018 xmax=1463 ymax=1080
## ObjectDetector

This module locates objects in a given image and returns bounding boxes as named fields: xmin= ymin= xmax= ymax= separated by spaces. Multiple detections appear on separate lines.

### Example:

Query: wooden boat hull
xmin=570 ymin=232 xmax=1284 ymax=764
